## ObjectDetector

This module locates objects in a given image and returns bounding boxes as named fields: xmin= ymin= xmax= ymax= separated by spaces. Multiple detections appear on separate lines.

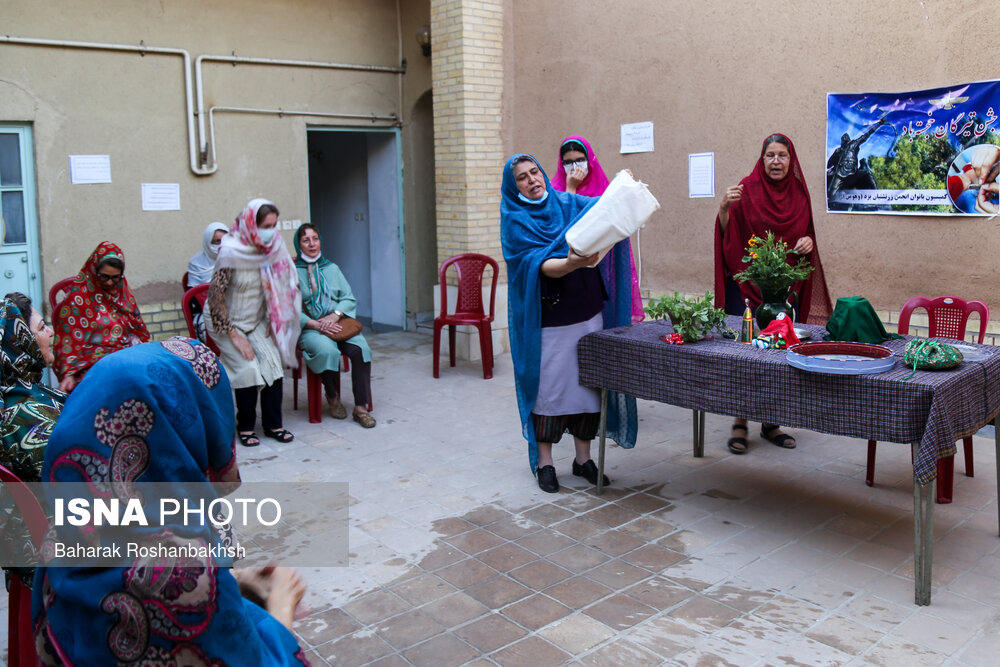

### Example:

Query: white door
xmin=0 ymin=126 xmax=42 ymax=309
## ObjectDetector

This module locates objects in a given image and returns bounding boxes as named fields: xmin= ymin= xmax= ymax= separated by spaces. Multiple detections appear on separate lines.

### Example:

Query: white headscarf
xmin=215 ymin=199 xmax=302 ymax=368
xmin=187 ymin=221 xmax=229 ymax=286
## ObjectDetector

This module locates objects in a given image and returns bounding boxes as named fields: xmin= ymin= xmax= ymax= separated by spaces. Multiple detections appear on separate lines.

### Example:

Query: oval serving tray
xmin=786 ymin=341 xmax=895 ymax=375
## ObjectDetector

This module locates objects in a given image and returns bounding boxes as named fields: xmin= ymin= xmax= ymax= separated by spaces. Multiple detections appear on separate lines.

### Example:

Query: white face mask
xmin=563 ymin=160 xmax=588 ymax=178
xmin=258 ymin=228 xmax=277 ymax=243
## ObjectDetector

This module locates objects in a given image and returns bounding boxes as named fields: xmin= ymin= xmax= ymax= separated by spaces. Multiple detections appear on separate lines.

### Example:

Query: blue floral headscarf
xmin=32 ymin=339 xmax=309 ymax=666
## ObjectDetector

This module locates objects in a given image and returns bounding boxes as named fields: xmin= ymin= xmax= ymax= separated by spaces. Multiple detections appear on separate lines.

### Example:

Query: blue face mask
xmin=258 ymin=228 xmax=277 ymax=243
xmin=517 ymin=190 xmax=548 ymax=205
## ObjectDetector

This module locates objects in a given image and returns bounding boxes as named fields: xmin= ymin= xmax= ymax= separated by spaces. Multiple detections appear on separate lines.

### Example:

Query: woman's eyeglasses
xmin=561 ymin=157 xmax=587 ymax=167
xmin=97 ymin=272 xmax=124 ymax=285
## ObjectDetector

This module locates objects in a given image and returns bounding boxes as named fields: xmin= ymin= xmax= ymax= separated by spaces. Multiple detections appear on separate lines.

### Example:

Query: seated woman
xmin=0 ymin=292 xmax=63 ymax=591
xmin=33 ymin=339 xmax=309 ymax=665
xmin=207 ymin=199 xmax=301 ymax=446
xmin=294 ymin=224 xmax=375 ymax=428
xmin=53 ymin=241 xmax=151 ymax=393
xmin=188 ymin=221 xmax=230 ymax=287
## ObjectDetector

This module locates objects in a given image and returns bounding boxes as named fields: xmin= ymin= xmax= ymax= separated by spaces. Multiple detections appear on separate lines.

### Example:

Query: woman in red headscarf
xmin=714 ymin=133 xmax=832 ymax=454
xmin=53 ymin=241 xmax=151 ymax=392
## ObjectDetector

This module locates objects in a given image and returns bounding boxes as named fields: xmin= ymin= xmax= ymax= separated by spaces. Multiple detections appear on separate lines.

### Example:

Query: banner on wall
xmin=827 ymin=81 xmax=1000 ymax=215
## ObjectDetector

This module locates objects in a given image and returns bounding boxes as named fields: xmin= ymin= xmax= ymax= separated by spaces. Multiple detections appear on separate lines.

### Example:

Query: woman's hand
xmin=317 ymin=314 xmax=343 ymax=337
xmin=229 ymin=330 xmax=255 ymax=361
xmin=792 ymin=236 xmax=814 ymax=254
xmin=567 ymin=248 xmax=598 ymax=270
xmin=58 ymin=374 xmax=78 ymax=393
xmin=719 ymin=184 xmax=743 ymax=213
xmin=565 ymin=163 xmax=586 ymax=193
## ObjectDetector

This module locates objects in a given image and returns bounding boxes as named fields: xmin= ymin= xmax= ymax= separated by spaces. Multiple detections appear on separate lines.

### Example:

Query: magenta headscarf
xmin=551 ymin=135 xmax=645 ymax=322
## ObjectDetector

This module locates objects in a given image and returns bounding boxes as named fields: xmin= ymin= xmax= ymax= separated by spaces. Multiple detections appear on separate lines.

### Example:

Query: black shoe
xmin=536 ymin=465 xmax=559 ymax=493
xmin=572 ymin=459 xmax=610 ymax=486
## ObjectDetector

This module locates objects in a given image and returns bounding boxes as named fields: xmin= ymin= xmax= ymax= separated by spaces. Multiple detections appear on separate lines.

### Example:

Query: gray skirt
xmin=533 ymin=311 xmax=602 ymax=416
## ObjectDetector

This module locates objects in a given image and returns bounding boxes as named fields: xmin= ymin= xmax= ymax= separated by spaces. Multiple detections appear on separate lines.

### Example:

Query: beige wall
xmin=504 ymin=0 xmax=1000 ymax=313
xmin=1 ymin=0 xmax=426 ymax=315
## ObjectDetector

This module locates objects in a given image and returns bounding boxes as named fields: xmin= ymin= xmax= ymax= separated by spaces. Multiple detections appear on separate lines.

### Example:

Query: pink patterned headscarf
xmin=215 ymin=198 xmax=302 ymax=367
xmin=551 ymin=135 xmax=645 ymax=322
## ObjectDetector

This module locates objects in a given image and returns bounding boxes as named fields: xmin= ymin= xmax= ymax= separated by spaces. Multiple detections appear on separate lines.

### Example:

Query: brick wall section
xmin=430 ymin=0 xmax=505 ymax=282
xmin=138 ymin=301 xmax=189 ymax=340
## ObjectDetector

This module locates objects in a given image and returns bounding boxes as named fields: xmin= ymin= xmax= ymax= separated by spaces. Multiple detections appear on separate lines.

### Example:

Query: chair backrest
xmin=182 ymin=271 xmax=190 ymax=295
xmin=898 ymin=295 xmax=990 ymax=343
xmin=438 ymin=253 xmax=499 ymax=321
xmin=48 ymin=276 xmax=77 ymax=314
xmin=181 ymin=284 xmax=221 ymax=355
xmin=0 ymin=463 xmax=48 ymax=549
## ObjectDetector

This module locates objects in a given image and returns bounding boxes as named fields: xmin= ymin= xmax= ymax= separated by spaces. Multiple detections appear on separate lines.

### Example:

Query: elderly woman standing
xmin=715 ymin=133 xmax=832 ymax=454
xmin=294 ymin=224 xmax=375 ymax=428
xmin=501 ymin=153 xmax=637 ymax=493
xmin=207 ymin=199 xmax=301 ymax=446
xmin=53 ymin=241 xmax=151 ymax=393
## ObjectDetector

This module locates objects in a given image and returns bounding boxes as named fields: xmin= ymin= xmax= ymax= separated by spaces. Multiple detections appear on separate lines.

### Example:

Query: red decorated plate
xmin=786 ymin=341 xmax=895 ymax=375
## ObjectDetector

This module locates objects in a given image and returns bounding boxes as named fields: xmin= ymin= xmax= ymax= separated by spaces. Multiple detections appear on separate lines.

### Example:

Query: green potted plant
xmin=732 ymin=230 xmax=813 ymax=327
xmin=644 ymin=290 xmax=729 ymax=343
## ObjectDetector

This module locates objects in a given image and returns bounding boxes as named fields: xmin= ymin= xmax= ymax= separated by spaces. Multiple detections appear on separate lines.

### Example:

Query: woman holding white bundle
xmin=501 ymin=153 xmax=638 ymax=493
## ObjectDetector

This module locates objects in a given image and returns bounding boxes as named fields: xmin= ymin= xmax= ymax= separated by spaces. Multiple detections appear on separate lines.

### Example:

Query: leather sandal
xmin=353 ymin=410 xmax=376 ymax=429
xmin=761 ymin=424 xmax=796 ymax=449
xmin=727 ymin=423 xmax=749 ymax=454
xmin=238 ymin=432 xmax=260 ymax=447
xmin=263 ymin=428 xmax=294 ymax=443
xmin=327 ymin=397 xmax=347 ymax=420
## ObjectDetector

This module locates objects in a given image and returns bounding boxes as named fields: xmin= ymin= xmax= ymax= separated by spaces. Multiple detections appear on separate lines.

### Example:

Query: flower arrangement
xmin=733 ymin=230 xmax=813 ymax=293
xmin=644 ymin=290 xmax=730 ymax=343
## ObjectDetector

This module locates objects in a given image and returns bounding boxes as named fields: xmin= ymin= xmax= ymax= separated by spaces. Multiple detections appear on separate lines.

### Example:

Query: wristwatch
xmin=333 ymin=310 xmax=344 ymax=318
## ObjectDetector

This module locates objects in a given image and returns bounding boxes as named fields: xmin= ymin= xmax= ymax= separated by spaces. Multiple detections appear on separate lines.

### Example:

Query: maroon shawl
xmin=713 ymin=134 xmax=832 ymax=323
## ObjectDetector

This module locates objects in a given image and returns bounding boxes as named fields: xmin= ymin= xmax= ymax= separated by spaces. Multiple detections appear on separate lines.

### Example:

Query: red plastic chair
xmin=292 ymin=347 xmax=373 ymax=423
xmin=48 ymin=276 xmax=76 ymax=314
xmin=867 ymin=296 xmax=989 ymax=503
xmin=433 ymin=253 xmax=498 ymax=379
xmin=181 ymin=284 xmax=221 ymax=356
xmin=1 ymin=463 xmax=48 ymax=667
xmin=182 ymin=271 xmax=191 ymax=294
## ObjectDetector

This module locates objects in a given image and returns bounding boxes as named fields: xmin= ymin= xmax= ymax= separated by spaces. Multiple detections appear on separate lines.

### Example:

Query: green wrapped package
xmin=824 ymin=296 xmax=904 ymax=343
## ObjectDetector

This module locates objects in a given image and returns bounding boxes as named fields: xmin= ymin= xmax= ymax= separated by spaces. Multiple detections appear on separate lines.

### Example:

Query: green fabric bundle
xmin=824 ymin=296 xmax=903 ymax=343
xmin=903 ymin=339 xmax=963 ymax=371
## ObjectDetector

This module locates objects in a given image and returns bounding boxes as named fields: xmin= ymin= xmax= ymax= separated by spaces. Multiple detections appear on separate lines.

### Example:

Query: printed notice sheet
xmin=141 ymin=183 xmax=181 ymax=211
xmin=620 ymin=122 xmax=654 ymax=154
xmin=688 ymin=152 xmax=715 ymax=198
xmin=69 ymin=155 xmax=112 ymax=184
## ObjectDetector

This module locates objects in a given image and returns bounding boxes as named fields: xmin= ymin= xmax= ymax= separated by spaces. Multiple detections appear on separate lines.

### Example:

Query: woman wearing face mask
xmin=188 ymin=221 xmax=230 ymax=287
xmin=551 ymin=135 xmax=645 ymax=324
xmin=501 ymin=153 xmax=638 ymax=493
xmin=206 ymin=199 xmax=301 ymax=447
xmin=52 ymin=241 xmax=151 ymax=393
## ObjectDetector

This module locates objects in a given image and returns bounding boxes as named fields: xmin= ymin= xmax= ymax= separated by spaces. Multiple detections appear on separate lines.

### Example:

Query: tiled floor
xmin=4 ymin=330 xmax=1000 ymax=665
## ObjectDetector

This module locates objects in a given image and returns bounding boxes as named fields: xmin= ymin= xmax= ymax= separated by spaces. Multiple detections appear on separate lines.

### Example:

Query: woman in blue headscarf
xmin=501 ymin=153 xmax=637 ymax=493
xmin=32 ymin=339 xmax=309 ymax=666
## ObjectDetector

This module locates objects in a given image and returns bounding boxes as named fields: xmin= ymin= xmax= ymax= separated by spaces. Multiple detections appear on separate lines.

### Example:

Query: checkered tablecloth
xmin=578 ymin=317 xmax=1000 ymax=485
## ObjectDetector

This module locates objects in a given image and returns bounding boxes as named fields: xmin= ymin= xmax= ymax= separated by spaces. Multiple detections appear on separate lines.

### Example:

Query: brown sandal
xmin=353 ymin=410 xmax=376 ymax=429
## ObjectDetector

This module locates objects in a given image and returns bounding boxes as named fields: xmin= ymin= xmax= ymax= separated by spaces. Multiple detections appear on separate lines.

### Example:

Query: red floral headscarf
xmin=53 ymin=241 xmax=151 ymax=380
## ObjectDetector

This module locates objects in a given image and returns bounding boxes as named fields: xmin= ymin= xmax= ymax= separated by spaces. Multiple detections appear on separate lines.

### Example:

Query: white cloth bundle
xmin=565 ymin=170 xmax=661 ymax=264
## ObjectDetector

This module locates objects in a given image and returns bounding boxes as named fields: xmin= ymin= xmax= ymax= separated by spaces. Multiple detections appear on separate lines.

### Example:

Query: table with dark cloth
xmin=578 ymin=316 xmax=1000 ymax=605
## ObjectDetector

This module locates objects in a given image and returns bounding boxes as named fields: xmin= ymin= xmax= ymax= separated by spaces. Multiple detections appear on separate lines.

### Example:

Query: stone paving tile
xmin=582 ymin=593 xmax=657 ymax=631
xmin=315 ymin=630 xmax=396 ymax=665
xmin=509 ymin=559 xmax=574 ymax=589
xmin=500 ymin=593 xmax=573 ymax=630
xmin=294 ymin=606 xmax=362 ymax=647
xmin=341 ymin=589 xmax=412 ymax=625
xmin=544 ymin=576 xmax=615 ymax=608
xmin=893 ymin=611 xmax=978 ymax=655
xmin=618 ymin=515 xmax=676 ymax=541
xmin=546 ymin=543 xmax=611 ymax=571
xmin=489 ymin=636 xmax=572 ymax=667
xmin=668 ymin=594 xmax=743 ymax=630
xmin=622 ymin=576 xmax=695 ymax=611
xmin=374 ymin=608 xmax=446 ymax=650
xmin=434 ymin=557 xmax=499 ymax=588
xmin=539 ymin=614 xmax=615 ymax=654
xmin=445 ymin=527 xmax=506 ymax=555
xmin=625 ymin=615 xmax=706 ymax=658
xmin=701 ymin=581 xmax=775 ymax=613
xmin=585 ymin=559 xmax=652 ymax=589
xmin=476 ymin=541 xmax=538 ymax=573
xmin=619 ymin=543 xmax=686 ymax=570
xmin=463 ymin=574 xmax=533 ymax=608
xmin=402 ymin=632 xmax=479 ymax=667
xmin=419 ymin=591 xmax=490 ymax=627
xmin=583 ymin=529 xmax=646 ymax=556
xmin=580 ymin=638 xmax=663 ymax=666
xmin=483 ymin=514 xmax=544 ymax=540
xmin=584 ymin=503 xmax=642 ymax=528
xmin=860 ymin=636 xmax=946 ymax=666
xmin=805 ymin=614 xmax=883 ymax=656
xmin=388 ymin=572 xmax=456 ymax=606
xmin=753 ymin=594 xmax=828 ymax=632
xmin=551 ymin=515 xmax=608 ymax=540
xmin=454 ymin=612 xmax=528 ymax=653
xmin=521 ymin=503 xmax=576 ymax=527
xmin=515 ymin=528 xmax=577 ymax=556
xmin=768 ymin=635 xmax=854 ymax=666
xmin=366 ymin=655 xmax=409 ymax=667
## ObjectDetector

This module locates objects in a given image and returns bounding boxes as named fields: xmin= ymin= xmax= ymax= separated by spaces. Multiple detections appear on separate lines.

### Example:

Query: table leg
xmin=995 ymin=415 xmax=1000 ymax=537
xmin=913 ymin=442 xmax=934 ymax=606
xmin=597 ymin=388 xmax=608 ymax=496
xmin=692 ymin=410 xmax=705 ymax=457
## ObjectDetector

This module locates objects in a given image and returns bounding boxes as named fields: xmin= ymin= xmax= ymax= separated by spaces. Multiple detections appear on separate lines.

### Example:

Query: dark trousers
xmin=319 ymin=341 xmax=371 ymax=406
xmin=235 ymin=379 xmax=283 ymax=432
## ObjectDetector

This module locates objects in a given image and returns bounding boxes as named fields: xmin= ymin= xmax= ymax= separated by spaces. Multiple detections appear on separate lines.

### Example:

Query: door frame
xmin=305 ymin=125 xmax=406 ymax=329
xmin=0 ymin=124 xmax=42 ymax=309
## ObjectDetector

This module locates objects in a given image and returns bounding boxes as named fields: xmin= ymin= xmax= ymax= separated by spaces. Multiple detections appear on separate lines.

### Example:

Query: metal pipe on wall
xmin=1 ymin=35 xmax=406 ymax=176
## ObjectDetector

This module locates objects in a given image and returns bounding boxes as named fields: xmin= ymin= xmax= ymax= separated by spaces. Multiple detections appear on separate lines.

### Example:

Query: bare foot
xmin=265 ymin=567 xmax=307 ymax=630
